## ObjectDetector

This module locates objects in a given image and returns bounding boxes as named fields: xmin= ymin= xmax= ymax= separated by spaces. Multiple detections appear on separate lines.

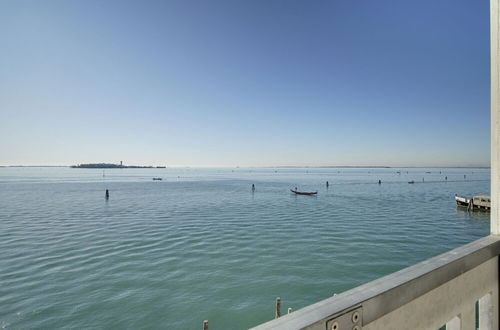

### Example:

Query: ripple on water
xmin=0 ymin=168 xmax=491 ymax=329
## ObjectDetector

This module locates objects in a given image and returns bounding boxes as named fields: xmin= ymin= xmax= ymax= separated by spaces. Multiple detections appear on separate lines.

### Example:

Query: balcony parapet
xmin=251 ymin=235 xmax=500 ymax=330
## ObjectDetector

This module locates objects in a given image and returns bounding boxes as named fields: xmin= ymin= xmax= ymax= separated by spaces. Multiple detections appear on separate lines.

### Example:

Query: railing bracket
xmin=325 ymin=306 xmax=362 ymax=330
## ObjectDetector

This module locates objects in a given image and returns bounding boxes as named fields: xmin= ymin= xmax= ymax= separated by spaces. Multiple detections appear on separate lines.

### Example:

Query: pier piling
xmin=203 ymin=320 xmax=208 ymax=330
xmin=275 ymin=297 xmax=281 ymax=318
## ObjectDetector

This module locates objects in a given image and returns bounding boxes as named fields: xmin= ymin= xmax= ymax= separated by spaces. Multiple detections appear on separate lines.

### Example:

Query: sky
xmin=0 ymin=0 xmax=491 ymax=167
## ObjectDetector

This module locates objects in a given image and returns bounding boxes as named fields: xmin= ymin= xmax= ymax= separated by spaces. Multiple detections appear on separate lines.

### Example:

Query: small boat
xmin=455 ymin=195 xmax=470 ymax=207
xmin=291 ymin=189 xmax=317 ymax=195
xmin=152 ymin=177 xmax=162 ymax=181
xmin=408 ymin=181 xmax=415 ymax=184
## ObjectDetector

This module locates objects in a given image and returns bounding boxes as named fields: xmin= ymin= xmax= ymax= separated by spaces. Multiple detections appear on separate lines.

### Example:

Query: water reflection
xmin=455 ymin=207 xmax=490 ymax=222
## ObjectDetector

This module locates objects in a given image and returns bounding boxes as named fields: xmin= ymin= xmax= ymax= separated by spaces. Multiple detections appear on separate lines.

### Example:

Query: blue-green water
xmin=0 ymin=167 xmax=490 ymax=329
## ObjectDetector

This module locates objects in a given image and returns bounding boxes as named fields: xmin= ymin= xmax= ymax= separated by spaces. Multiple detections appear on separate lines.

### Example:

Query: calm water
xmin=0 ymin=167 xmax=490 ymax=329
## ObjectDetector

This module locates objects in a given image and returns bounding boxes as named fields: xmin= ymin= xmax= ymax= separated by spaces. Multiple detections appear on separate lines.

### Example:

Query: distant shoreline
xmin=0 ymin=165 xmax=491 ymax=169
xmin=273 ymin=165 xmax=491 ymax=169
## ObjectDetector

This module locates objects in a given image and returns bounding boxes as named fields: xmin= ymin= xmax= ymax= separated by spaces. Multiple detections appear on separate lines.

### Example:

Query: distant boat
xmin=408 ymin=181 xmax=415 ymax=184
xmin=152 ymin=177 xmax=162 ymax=181
xmin=291 ymin=189 xmax=317 ymax=195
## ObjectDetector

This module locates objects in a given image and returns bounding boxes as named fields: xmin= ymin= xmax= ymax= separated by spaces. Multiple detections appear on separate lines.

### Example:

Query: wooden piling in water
xmin=203 ymin=320 xmax=208 ymax=330
xmin=275 ymin=297 xmax=281 ymax=318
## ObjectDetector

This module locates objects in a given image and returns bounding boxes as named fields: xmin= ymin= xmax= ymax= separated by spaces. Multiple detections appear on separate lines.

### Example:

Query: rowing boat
xmin=291 ymin=189 xmax=317 ymax=195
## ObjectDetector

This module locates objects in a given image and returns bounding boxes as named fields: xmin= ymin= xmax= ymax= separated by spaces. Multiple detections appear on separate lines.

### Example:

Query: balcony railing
xmin=250 ymin=236 xmax=499 ymax=330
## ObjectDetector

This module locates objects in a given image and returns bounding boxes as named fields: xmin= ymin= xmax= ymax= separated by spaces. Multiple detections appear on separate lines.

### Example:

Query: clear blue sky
xmin=0 ymin=0 xmax=490 ymax=167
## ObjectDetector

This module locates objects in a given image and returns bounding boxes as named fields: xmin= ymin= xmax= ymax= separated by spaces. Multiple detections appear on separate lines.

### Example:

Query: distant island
xmin=71 ymin=163 xmax=166 ymax=169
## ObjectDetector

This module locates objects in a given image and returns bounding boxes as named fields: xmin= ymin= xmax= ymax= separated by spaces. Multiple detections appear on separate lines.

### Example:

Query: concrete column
xmin=445 ymin=315 xmax=460 ymax=330
xmin=491 ymin=0 xmax=500 ymax=235
xmin=460 ymin=304 xmax=476 ymax=330
xmin=479 ymin=292 xmax=494 ymax=330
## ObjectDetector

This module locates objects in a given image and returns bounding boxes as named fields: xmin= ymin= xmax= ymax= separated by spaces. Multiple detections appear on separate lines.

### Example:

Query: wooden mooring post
xmin=275 ymin=297 xmax=281 ymax=318
xmin=203 ymin=320 xmax=208 ymax=330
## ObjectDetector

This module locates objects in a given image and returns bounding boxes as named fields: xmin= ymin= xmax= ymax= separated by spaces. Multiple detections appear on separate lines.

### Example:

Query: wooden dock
xmin=455 ymin=195 xmax=491 ymax=211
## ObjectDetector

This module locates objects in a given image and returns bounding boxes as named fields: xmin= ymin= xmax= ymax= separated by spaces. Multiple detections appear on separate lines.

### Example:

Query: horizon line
xmin=0 ymin=164 xmax=492 ymax=169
